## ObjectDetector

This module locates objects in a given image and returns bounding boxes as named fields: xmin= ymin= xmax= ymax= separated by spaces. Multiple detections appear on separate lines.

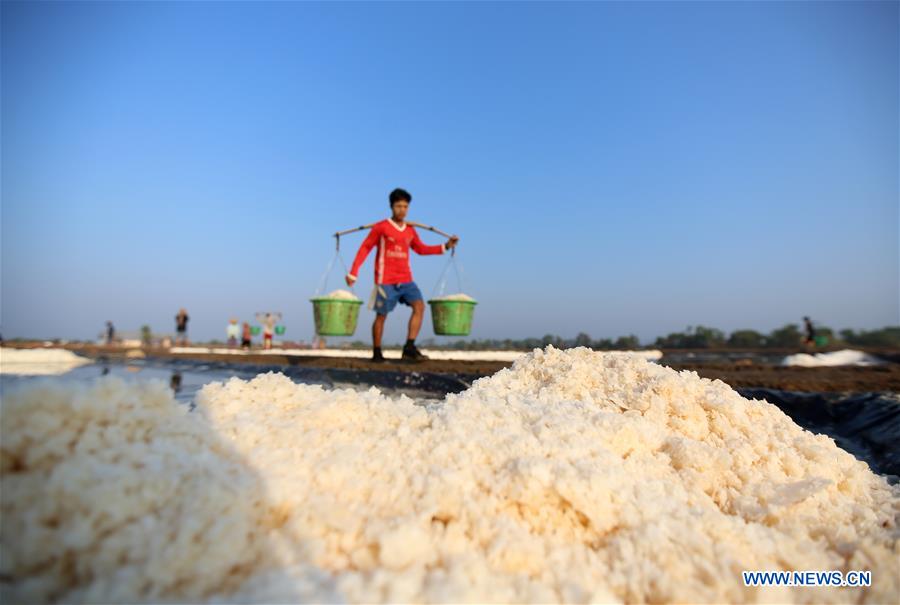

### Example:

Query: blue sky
xmin=2 ymin=1 xmax=897 ymax=344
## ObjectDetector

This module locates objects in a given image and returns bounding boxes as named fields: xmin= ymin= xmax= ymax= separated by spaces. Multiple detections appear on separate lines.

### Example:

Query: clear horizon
xmin=2 ymin=1 xmax=898 ymax=344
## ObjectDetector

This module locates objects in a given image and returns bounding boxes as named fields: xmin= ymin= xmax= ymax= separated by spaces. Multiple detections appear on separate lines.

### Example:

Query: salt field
xmin=2 ymin=346 xmax=885 ymax=368
xmin=168 ymin=346 xmax=664 ymax=363
xmin=2 ymin=347 xmax=898 ymax=603
xmin=0 ymin=353 xmax=434 ymax=404
xmin=0 ymin=348 xmax=94 ymax=375
xmin=0 ymin=359 xmax=252 ymax=405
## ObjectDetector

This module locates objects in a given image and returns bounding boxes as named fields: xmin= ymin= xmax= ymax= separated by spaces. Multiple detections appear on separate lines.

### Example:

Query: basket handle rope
xmin=432 ymin=251 xmax=467 ymax=299
xmin=315 ymin=236 xmax=354 ymax=296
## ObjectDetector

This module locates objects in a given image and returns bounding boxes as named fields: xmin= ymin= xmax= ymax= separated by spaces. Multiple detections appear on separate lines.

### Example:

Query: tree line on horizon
xmin=405 ymin=324 xmax=900 ymax=351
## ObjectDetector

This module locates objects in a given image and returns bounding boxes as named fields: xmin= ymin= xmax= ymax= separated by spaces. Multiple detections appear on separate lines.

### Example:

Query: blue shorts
xmin=375 ymin=282 xmax=423 ymax=316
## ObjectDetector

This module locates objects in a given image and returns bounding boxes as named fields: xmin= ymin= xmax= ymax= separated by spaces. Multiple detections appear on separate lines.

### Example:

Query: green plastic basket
xmin=310 ymin=298 xmax=363 ymax=336
xmin=428 ymin=299 xmax=477 ymax=336
xmin=250 ymin=326 xmax=261 ymax=336
xmin=275 ymin=325 xmax=286 ymax=335
xmin=814 ymin=335 xmax=829 ymax=347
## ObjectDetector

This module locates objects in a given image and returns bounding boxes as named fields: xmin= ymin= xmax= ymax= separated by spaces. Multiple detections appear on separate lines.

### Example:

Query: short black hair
xmin=389 ymin=188 xmax=412 ymax=206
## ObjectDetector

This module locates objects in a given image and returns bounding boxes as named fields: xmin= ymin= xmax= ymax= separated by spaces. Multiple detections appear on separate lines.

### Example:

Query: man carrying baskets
xmin=346 ymin=188 xmax=459 ymax=362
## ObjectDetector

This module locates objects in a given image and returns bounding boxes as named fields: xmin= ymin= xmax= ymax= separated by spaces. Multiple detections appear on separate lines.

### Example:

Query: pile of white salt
xmin=2 ymin=347 xmax=897 ymax=603
xmin=0 ymin=348 xmax=93 ymax=376
xmin=322 ymin=289 xmax=361 ymax=300
xmin=431 ymin=293 xmax=476 ymax=302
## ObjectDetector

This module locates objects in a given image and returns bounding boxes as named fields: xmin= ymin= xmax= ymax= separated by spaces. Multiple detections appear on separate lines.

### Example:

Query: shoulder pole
xmin=333 ymin=223 xmax=377 ymax=251
xmin=332 ymin=221 xmax=456 ymax=251
xmin=408 ymin=221 xmax=453 ymax=239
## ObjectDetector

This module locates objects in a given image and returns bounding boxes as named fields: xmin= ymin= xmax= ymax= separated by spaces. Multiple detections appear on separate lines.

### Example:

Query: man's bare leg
xmin=373 ymin=314 xmax=386 ymax=349
xmin=407 ymin=300 xmax=425 ymax=341
xmin=400 ymin=301 xmax=429 ymax=361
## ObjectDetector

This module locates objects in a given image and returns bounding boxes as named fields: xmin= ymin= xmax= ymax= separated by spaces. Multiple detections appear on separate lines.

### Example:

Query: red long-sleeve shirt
xmin=349 ymin=219 xmax=445 ymax=285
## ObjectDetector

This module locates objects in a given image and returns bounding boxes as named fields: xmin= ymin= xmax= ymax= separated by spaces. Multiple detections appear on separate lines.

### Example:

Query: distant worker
xmin=175 ymin=308 xmax=190 ymax=346
xmin=226 ymin=318 xmax=240 ymax=347
xmin=256 ymin=312 xmax=281 ymax=350
xmin=263 ymin=316 xmax=274 ymax=349
xmin=241 ymin=322 xmax=252 ymax=350
xmin=345 ymin=188 xmax=458 ymax=362
xmin=170 ymin=371 xmax=182 ymax=394
xmin=106 ymin=321 xmax=116 ymax=346
xmin=803 ymin=316 xmax=816 ymax=347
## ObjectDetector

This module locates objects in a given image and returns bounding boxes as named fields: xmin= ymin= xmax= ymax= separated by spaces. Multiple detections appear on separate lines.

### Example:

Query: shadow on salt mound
xmin=0 ymin=347 xmax=93 ymax=375
xmin=781 ymin=348 xmax=885 ymax=367
xmin=0 ymin=377 xmax=328 ymax=604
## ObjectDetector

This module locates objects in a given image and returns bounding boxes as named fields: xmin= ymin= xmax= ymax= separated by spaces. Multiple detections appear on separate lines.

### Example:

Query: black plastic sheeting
xmin=134 ymin=356 xmax=477 ymax=399
xmin=739 ymin=389 xmax=900 ymax=482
